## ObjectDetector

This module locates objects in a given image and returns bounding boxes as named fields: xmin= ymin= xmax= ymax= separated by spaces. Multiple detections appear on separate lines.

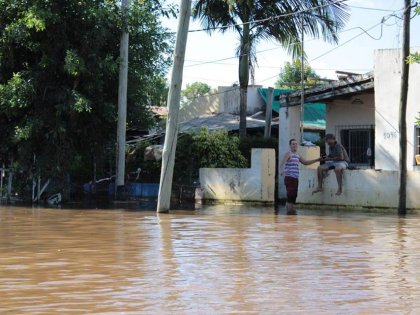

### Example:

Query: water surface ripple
xmin=1 ymin=205 xmax=419 ymax=314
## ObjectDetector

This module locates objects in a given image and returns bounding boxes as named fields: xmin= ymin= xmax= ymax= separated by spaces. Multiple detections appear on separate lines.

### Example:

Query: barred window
xmin=336 ymin=125 xmax=375 ymax=167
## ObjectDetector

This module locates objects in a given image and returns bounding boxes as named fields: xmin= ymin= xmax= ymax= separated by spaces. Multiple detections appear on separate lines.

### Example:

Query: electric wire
xmin=185 ymin=0 xmax=349 ymax=34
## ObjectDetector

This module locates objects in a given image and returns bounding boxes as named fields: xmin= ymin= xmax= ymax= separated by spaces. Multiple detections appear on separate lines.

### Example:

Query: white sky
xmin=161 ymin=0 xmax=420 ymax=88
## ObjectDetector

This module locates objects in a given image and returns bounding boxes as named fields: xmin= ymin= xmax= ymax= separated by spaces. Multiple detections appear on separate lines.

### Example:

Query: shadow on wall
xmin=375 ymin=143 xmax=398 ymax=170
xmin=178 ymin=90 xmax=222 ymax=123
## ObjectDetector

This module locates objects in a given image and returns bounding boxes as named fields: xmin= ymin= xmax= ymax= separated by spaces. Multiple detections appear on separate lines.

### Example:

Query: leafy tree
xmin=274 ymin=59 xmax=322 ymax=89
xmin=181 ymin=81 xmax=211 ymax=107
xmin=193 ymin=0 xmax=349 ymax=138
xmin=148 ymin=77 xmax=170 ymax=106
xmin=0 ymin=0 xmax=174 ymax=194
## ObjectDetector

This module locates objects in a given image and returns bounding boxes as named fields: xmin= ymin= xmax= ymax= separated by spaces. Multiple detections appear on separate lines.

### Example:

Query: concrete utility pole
xmin=157 ymin=0 xmax=192 ymax=213
xmin=398 ymin=0 xmax=411 ymax=215
xmin=264 ymin=87 xmax=274 ymax=138
xmin=116 ymin=0 xmax=130 ymax=199
xmin=300 ymin=16 xmax=305 ymax=144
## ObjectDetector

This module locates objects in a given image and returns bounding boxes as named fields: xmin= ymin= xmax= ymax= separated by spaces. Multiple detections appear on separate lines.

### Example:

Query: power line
xmin=256 ymin=5 xmax=406 ymax=84
xmin=347 ymin=5 xmax=395 ymax=12
xmin=185 ymin=59 xmax=370 ymax=71
xmin=183 ymin=19 xmax=404 ymax=68
xmin=309 ymin=16 xmax=388 ymax=62
xmin=184 ymin=46 xmax=284 ymax=67
xmin=185 ymin=0 xmax=349 ymax=34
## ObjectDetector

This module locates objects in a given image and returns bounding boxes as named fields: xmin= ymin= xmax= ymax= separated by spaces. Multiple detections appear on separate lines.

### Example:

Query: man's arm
xmin=300 ymin=156 xmax=322 ymax=165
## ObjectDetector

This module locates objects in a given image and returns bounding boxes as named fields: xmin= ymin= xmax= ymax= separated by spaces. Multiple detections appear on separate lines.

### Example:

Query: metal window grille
xmin=416 ymin=127 xmax=420 ymax=155
xmin=335 ymin=125 xmax=375 ymax=167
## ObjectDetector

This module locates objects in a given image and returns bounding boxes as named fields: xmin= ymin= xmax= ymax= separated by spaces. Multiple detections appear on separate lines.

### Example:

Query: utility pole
xmin=116 ymin=0 xmax=130 ymax=199
xmin=398 ymin=0 xmax=411 ymax=215
xmin=300 ymin=16 xmax=305 ymax=144
xmin=157 ymin=0 xmax=192 ymax=213
xmin=264 ymin=87 xmax=274 ymax=138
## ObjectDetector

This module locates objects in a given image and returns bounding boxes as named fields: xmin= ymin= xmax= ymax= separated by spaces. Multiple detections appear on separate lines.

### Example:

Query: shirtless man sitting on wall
xmin=312 ymin=133 xmax=350 ymax=196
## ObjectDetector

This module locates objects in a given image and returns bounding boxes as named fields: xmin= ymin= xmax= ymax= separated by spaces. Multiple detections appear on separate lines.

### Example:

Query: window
xmin=337 ymin=125 xmax=375 ymax=167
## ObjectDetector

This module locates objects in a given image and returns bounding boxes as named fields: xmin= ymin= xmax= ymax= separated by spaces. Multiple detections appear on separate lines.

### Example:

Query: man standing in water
xmin=312 ymin=134 xmax=350 ymax=196
xmin=280 ymin=139 xmax=321 ymax=214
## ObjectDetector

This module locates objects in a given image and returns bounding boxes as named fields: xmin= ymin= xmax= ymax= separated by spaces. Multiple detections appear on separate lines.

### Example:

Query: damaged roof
xmin=280 ymin=72 xmax=374 ymax=106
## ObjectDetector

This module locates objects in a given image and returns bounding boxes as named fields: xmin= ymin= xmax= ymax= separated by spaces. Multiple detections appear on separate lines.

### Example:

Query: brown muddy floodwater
xmin=0 ymin=205 xmax=419 ymax=315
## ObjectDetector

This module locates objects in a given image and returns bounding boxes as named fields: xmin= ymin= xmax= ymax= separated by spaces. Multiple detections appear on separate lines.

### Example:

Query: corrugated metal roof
xmin=178 ymin=112 xmax=277 ymax=133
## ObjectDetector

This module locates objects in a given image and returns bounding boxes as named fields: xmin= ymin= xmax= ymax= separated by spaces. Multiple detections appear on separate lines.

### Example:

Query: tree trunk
xmin=398 ymin=0 xmax=411 ymax=215
xmin=157 ymin=0 xmax=192 ymax=213
xmin=116 ymin=0 xmax=130 ymax=199
xmin=264 ymin=87 xmax=274 ymax=138
xmin=238 ymin=14 xmax=250 ymax=139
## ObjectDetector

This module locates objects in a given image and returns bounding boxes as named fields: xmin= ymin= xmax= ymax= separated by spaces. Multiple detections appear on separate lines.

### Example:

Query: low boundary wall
xmin=199 ymin=149 xmax=276 ymax=203
xmin=297 ymin=168 xmax=420 ymax=210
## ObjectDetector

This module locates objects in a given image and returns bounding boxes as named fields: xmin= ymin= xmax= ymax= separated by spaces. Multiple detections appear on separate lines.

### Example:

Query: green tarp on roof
xmin=258 ymin=88 xmax=326 ymax=130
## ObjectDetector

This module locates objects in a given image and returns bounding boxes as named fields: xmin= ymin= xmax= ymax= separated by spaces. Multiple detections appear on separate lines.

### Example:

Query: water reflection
xmin=0 ymin=205 xmax=420 ymax=314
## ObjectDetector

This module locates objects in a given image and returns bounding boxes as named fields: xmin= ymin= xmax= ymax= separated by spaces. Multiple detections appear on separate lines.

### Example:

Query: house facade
xmin=277 ymin=48 xmax=420 ymax=209
xmin=374 ymin=49 xmax=420 ymax=171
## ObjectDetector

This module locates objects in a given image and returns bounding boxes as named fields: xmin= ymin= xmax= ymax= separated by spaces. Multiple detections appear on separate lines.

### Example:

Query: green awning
xmin=258 ymin=88 xmax=326 ymax=130
xmin=257 ymin=88 xmax=292 ymax=112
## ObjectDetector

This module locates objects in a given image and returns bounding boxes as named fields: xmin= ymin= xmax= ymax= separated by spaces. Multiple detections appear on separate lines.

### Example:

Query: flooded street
xmin=1 ymin=205 xmax=420 ymax=314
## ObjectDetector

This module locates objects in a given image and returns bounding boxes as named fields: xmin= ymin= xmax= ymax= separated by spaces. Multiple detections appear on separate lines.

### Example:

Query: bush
xmin=127 ymin=128 xmax=248 ymax=186
xmin=174 ymin=128 xmax=247 ymax=185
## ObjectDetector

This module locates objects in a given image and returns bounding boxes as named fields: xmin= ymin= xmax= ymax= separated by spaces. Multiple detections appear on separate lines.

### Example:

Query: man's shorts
xmin=325 ymin=161 xmax=348 ymax=170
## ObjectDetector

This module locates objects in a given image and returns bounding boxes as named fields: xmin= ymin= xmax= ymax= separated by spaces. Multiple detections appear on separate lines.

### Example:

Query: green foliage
xmin=181 ymin=81 xmax=211 ymax=107
xmin=129 ymin=128 xmax=248 ymax=186
xmin=193 ymin=128 xmax=247 ymax=168
xmin=0 ymin=72 xmax=34 ymax=110
xmin=193 ymin=0 xmax=348 ymax=136
xmin=175 ymin=128 xmax=248 ymax=184
xmin=148 ymin=77 xmax=169 ymax=106
xmin=406 ymin=52 xmax=420 ymax=64
xmin=416 ymin=113 xmax=420 ymax=126
xmin=275 ymin=59 xmax=322 ymax=89
xmin=0 ymin=0 xmax=174 ymax=185
xmin=407 ymin=7 xmax=420 ymax=64
xmin=64 ymin=50 xmax=86 ymax=77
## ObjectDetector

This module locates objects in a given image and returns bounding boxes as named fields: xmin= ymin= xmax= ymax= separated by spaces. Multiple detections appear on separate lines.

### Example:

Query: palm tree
xmin=193 ymin=0 xmax=349 ymax=138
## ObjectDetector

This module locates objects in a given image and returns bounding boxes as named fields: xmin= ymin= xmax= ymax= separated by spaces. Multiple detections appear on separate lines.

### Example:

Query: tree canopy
xmin=181 ymin=81 xmax=211 ymax=107
xmin=274 ymin=59 xmax=323 ymax=89
xmin=0 ymin=0 xmax=174 ymax=186
xmin=193 ymin=0 xmax=349 ymax=138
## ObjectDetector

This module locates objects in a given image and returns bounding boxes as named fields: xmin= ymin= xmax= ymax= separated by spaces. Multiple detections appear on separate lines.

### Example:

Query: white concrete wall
xmin=296 ymin=168 xmax=420 ymax=210
xmin=325 ymin=93 xmax=375 ymax=135
xmin=178 ymin=86 xmax=266 ymax=123
xmin=220 ymin=85 xmax=265 ymax=115
xmin=278 ymin=105 xmax=301 ymax=198
xmin=247 ymin=86 xmax=265 ymax=114
xmin=374 ymin=48 xmax=420 ymax=171
xmin=178 ymin=89 xmax=221 ymax=123
xmin=199 ymin=149 xmax=275 ymax=203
